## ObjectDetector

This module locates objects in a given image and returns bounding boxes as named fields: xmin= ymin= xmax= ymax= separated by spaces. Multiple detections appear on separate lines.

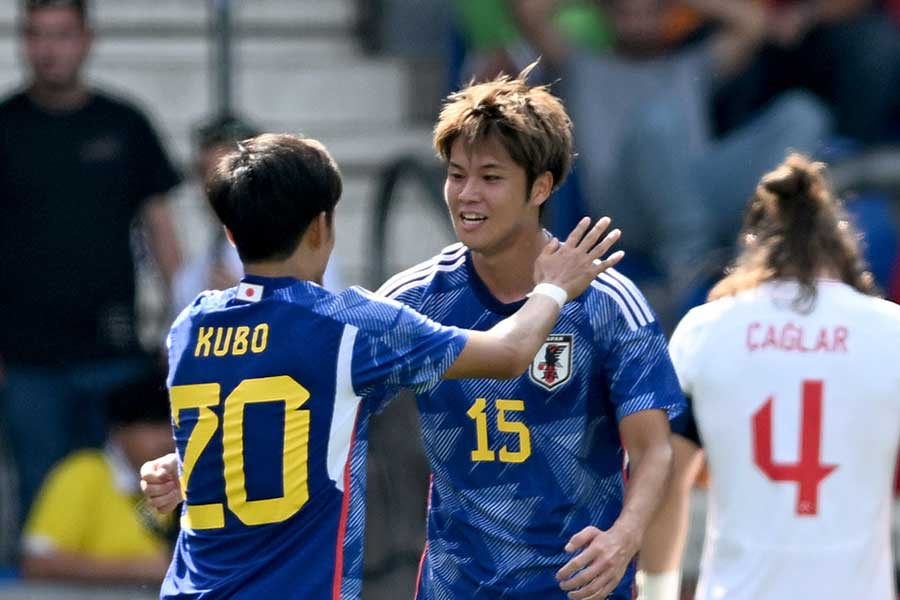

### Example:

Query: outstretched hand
xmin=534 ymin=217 xmax=623 ymax=301
xmin=140 ymin=453 xmax=183 ymax=514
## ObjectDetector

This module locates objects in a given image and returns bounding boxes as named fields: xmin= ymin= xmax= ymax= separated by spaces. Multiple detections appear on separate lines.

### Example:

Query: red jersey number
xmin=751 ymin=380 xmax=838 ymax=516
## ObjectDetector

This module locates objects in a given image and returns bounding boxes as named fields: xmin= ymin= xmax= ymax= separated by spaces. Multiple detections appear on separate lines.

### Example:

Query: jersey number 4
xmin=171 ymin=375 xmax=310 ymax=529
xmin=751 ymin=379 xmax=838 ymax=516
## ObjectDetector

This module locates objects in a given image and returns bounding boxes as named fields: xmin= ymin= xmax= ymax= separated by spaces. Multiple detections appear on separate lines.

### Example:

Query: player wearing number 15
xmin=156 ymin=133 xmax=621 ymax=599
xmin=377 ymin=68 xmax=685 ymax=599
xmin=642 ymin=154 xmax=900 ymax=600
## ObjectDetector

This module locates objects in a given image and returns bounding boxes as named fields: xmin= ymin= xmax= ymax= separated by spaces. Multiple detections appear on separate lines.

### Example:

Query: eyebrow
xmin=448 ymin=161 xmax=506 ymax=171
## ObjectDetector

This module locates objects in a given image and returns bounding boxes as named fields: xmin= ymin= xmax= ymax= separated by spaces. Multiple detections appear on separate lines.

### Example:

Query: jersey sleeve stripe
xmin=328 ymin=324 xmax=362 ymax=491
xmin=597 ymin=272 xmax=653 ymax=326
xmin=606 ymin=269 xmax=655 ymax=323
xmin=375 ymin=244 xmax=466 ymax=297
xmin=382 ymin=255 xmax=466 ymax=299
xmin=591 ymin=280 xmax=640 ymax=331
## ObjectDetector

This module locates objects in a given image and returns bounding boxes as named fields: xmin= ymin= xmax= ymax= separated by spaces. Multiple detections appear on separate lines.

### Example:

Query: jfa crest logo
xmin=529 ymin=334 xmax=573 ymax=390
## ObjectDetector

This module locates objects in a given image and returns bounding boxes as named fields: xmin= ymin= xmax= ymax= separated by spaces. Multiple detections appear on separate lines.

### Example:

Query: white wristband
xmin=529 ymin=283 xmax=567 ymax=308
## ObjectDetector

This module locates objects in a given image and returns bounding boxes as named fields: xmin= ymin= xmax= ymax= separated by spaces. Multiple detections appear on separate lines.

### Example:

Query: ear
xmin=528 ymin=171 xmax=554 ymax=209
xmin=306 ymin=212 xmax=332 ymax=249
xmin=224 ymin=226 xmax=236 ymax=247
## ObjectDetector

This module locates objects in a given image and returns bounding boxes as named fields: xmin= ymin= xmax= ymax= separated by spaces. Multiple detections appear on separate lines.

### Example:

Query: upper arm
xmin=351 ymin=296 xmax=468 ymax=401
xmin=23 ymin=456 xmax=94 ymax=554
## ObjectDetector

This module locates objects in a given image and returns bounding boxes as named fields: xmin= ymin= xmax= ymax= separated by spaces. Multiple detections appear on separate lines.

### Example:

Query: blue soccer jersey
xmin=378 ymin=243 xmax=685 ymax=600
xmin=161 ymin=275 xmax=467 ymax=600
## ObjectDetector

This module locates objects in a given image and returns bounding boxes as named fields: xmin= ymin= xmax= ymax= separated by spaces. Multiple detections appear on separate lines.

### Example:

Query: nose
xmin=457 ymin=177 xmax=479 ymax=203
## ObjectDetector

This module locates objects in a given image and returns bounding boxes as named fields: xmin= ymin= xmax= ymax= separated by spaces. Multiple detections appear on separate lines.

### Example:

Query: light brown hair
xmin=433 ymin=64 xmax=573 ymax=199
xmin=709 ymin=153 xmax=877 ymax=310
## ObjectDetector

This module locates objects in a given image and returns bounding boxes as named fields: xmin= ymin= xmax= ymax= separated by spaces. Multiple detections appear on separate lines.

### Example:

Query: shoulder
xmin=581 ymin=268 xmax=657 ymax=332
xmin=375 ymin=242 xmax=468 ymax=303
xmin=88 ymin=91 xmax=160 ymax=133
xmin=0 ymin=90 xmax=27 ymax=114
xmin=46 ymin=449 xmax=108 ymax=485
xmin=310 ymin=285 xmax=407 ymax=332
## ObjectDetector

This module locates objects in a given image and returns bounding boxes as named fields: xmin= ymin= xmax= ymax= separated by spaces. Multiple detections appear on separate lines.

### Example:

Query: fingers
xmin=592 ymin=249 xmax=625 ymax=276
xmin=574 ymin=217 xmax=611 ymax=252
xmin=565 ymin=525 xmax=599 ymax=553
xmin=563 ymin=217 xmax=592 ymax=248
xmin=588 ymin=227 xmax=620 ymax=262
xmin=542 ymin=236 xmax=561 ymax=255
xmin=140 ymin=478 xmax=182 ymax=513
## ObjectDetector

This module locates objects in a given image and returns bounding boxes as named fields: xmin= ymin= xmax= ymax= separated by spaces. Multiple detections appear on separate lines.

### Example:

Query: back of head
xmin=433 ymin=63 xmax=573 ymax=196
xmin=107 ymin=370 xmax=170 ymax=429
xmin=206 ymin=133 xmax=342 ymax=263
xmin=710 ymin=153 xmax=876 ymax=310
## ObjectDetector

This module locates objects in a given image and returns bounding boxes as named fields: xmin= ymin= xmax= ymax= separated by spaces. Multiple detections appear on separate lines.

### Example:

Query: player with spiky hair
xmin=141 ymin=132 xmax=621 ymax=599
xmin=375 ymin=66 xmax=684 ymax=600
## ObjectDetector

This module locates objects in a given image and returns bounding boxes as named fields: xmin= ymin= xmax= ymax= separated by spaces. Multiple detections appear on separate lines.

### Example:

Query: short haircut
xmin=23 ymin=0 xmax=87 ymax=22
xmin=107 ymin=370 xmax=170 ymax=427
xmin=193 ymin=113 xmax=259 ymax=152
xmin=206 ymin=133 xmax=342 ymax=263
xmin=433 ymin=64 xmax=574 ymax=195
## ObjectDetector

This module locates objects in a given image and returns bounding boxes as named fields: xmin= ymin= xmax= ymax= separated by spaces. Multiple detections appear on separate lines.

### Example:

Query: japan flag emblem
xmin=237 ymin=282 xmax=264 ymax=303
xmin=529 ymin=334 xmax=573 ymax=390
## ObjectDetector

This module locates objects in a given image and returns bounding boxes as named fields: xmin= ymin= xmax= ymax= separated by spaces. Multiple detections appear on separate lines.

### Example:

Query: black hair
xmin=206 ymin=133 xmax=342 ymax=262
xmin=107 ymin=371 xmax=170 ymax=427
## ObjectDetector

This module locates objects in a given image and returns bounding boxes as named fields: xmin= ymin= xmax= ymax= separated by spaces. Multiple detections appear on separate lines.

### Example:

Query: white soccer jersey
xmin=670 ymin=280 xmax=900 ymax=600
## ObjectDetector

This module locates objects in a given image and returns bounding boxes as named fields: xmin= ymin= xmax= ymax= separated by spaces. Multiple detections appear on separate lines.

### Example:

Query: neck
xmin=470 ymin=228 xmax=548 ymax=304
xmin=28 ymin=81 xmax=89 ymax=112
xmin=243 ymin=255 xmax=324 ymax=285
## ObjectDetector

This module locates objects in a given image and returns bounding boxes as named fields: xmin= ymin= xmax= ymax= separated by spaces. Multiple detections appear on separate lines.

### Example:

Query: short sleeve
xmin=22 ymin=452 xmax=99 ymax=555
xmin=130 ymin=109 xmax=181 ymax=204
xmin=351 ymin=300 xmax=468 ymax=405
xmin=604 ymin=314 xmax=686 ymax=423
xmin=668 ymin=307 xmax=709 ymax=396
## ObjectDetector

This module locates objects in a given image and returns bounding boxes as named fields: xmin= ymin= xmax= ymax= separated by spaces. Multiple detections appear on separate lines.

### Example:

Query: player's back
xmin=671 ymin=280 xmax=900 ymax=600
xmin=161 ymin=275 xmax=466 ymax=599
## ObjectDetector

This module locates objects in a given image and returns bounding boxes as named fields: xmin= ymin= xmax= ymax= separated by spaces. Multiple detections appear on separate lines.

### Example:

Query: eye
xmin=483 ymin=174 xmax=502 ymax=182
xmin=448 ymin=172 xmax=464 ymax=181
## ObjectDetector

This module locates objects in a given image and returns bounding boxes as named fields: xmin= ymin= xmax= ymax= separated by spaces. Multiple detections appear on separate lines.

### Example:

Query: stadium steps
xmin=0 ymin=0 xmax=446 ymax=292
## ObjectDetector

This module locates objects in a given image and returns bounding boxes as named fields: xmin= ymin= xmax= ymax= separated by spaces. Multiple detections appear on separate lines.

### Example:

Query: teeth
xmin=461 ymin=213 xmax=486 ymax=222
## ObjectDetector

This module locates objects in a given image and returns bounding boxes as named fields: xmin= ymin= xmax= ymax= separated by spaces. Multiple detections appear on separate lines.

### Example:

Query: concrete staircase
xmin=0 ymin=0 xmax=455 ymax=295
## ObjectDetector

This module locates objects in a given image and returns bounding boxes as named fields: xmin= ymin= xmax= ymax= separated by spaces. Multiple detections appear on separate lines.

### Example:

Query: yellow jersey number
xmin=170 ymin=375 xmax=311 ymax=529
xmin=466 ymin=398 xmax=532 ymax=463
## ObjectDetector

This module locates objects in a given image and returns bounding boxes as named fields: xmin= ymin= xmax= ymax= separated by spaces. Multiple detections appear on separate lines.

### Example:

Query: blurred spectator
xmin=0 ymin=0 xmax=182 ymax=531
xmin=171 ymin=114 xmax=343 ymax=314
xmin=556 ymin=0 xmax=831 ymax=292
xmin=713 ymin=0 xmax=900 ymax=143
xmin=20 ymin=370 xmax=175 ymax=584
xmin=454 ymin=0 xmax=612 ymax=83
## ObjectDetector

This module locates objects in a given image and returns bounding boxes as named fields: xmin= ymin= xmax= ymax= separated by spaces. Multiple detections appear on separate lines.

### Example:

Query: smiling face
xmin=445 ymin=134 xmax=551 ymax=256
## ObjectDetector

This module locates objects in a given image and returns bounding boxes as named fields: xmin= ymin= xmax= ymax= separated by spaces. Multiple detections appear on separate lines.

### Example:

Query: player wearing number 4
xmin=639 ymin=154 xmax=900 ymax=600
xmin=146 ymin=133 xmax=622 ymax=599
xmin=374 ymin=67 xmax=685 ymax=600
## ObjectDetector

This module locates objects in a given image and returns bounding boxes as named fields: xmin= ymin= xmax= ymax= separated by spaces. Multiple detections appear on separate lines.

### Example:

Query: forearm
xmin=143 ymin=196 xmax=182 ymax=291
xmin=22 ymin=551 xmax=168 ymax=584
xmin=611 ymin=440 xmax=673 ymax=548
xmin=684 ymin=0 xmax=766 ymax=78
xmin=509 ymin=0 xmax=569 ymax=70
xmin=444 ymin=293 xmax=560 ymax=380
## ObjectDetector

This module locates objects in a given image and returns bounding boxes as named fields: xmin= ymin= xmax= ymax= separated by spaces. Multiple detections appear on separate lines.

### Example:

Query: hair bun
xmin=762 ymin=164 xmax=811 ymax=200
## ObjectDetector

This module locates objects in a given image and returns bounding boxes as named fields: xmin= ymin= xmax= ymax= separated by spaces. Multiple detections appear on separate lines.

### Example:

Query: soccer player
xmin=374 ymin=70 xmax=685 ymax=599
xmin=145 ymin=132 xmax=622 ymax=599
xmin=641 ymin=154 xmax=900 ymax=600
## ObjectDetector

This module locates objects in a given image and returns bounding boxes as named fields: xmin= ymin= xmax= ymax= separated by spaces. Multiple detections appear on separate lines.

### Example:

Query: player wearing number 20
xmin=159 ymin=134 xmax=621 ymax=599
xmin=377 ymin=70 xmax=685 ymax=599
xmin=654 ymin=154 xmax=900 ymax=600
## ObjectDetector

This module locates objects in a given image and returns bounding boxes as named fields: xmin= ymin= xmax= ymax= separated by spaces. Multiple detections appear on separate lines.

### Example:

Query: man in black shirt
xmin=0 ymin=0 xmax=182 ymax=531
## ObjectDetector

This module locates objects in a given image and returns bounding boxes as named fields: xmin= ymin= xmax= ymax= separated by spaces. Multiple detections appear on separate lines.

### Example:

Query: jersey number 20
xmin=171 ymin=375 xmax=310 ymax=529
